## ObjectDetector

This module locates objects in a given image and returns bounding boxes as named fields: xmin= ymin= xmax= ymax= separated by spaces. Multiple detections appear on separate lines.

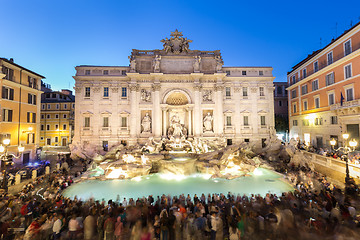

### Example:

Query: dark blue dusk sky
xmin=1 ymin=0 xmax=360 ymax=91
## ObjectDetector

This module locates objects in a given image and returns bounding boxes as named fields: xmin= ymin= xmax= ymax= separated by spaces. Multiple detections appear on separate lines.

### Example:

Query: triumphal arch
xmin=73 ymin=30 xmax=275 ymax=150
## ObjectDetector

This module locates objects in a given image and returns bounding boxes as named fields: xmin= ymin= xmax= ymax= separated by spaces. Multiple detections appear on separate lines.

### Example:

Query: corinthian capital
xmin=193 ymin=84 xmax=202 ymax=91
xmin=152 ymin=83 xmax=161 ymax=92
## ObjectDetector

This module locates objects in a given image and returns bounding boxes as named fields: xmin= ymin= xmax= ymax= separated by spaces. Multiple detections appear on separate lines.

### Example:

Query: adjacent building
xmin=40 ymin=86 xmax=75 ymax=147
xmin=287 ymin=22 xmax=360 ymax=148
xmin=73 ymin=30 xmax=275 ymax=151
xmin=273 ymin=82 xmax=288 ymax=140
xmin=0 ymin=58 xmax=44 ymax=164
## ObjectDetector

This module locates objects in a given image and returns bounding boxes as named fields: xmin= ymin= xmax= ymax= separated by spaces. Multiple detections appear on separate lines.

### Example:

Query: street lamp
xmin=329 ymin=134 xmax=358 ymax=188
xmin=0 ymin=139 xmax=24 ymax=192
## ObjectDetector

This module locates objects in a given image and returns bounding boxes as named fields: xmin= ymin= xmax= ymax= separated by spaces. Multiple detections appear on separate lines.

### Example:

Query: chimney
xmin=9 ymin=58 xmax=14 ymax=62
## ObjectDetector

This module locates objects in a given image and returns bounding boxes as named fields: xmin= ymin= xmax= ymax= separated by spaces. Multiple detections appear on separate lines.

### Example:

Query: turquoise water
xmin=62 ymin=168 xmax=293 ymax=201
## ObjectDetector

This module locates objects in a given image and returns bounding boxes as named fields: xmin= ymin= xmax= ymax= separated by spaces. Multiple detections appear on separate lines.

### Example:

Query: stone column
xmin=193 ymin=84 xmax=202 ymax=136
xmin=268 ymin=86 xmax=275 ymax=129
xmin=234 ymin=87 xmax=242 ymax=136
xmin=188 ymin=108 xmax=192 ymax=136
xmin=162 ymin=108 xmax=167 ymax=137
xmin=250 ymin=86 xmax=259 ymax=135
xmin=152 ymin=83 xmax=161 ymax=138
xmin=214 ymin=85 xmax=224 ymax=135
xmin=129 ymin=84 xmax=138 ymax=138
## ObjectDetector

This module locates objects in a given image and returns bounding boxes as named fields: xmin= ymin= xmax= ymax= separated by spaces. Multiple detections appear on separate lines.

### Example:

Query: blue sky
xmin=1 ymin=0 xmax=360 ymax=91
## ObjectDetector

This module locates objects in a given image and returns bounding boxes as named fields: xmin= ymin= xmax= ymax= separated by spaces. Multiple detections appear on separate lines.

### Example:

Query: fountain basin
xmin=62 ymin=168 xmax=293 ymax=201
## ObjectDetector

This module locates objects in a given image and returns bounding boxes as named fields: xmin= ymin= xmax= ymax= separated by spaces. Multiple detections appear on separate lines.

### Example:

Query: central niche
xmin=165 ymin=91 xmax=189 ymax=105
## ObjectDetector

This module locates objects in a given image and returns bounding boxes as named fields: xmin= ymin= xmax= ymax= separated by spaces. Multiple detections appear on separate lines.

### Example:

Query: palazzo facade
xmin=73 ymin=30 xmax=275 ymax=150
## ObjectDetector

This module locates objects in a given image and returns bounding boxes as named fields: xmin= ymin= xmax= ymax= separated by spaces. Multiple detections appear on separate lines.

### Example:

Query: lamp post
xmin=330 ymin=133 xmax=358 ymax=186
xmin=0 ymin=139 xmax=24 ymax=192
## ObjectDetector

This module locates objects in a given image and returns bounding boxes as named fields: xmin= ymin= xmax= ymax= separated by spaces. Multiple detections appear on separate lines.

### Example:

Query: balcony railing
xmin=330 ymin=99 xmax=360 ymax=111
xmin=290 ymin=42 xmax=360 ymax=86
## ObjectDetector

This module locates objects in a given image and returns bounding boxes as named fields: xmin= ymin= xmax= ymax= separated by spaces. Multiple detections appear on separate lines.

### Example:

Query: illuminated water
xmin=62 ymin=168 xmax=293 ymax=201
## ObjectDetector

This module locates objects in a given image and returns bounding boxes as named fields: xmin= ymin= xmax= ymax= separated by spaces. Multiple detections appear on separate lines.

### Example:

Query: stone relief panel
xmin=141 ymin=89 xmax=152 ymax=102
xmin=202 ymin=89 xmax=213 ymax=102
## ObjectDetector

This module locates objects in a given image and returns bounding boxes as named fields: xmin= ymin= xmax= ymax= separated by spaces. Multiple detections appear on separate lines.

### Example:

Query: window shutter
xmin=8 ymin=110 xmax=13 ymax=122
xmin=33 ymin=113 xmax=36 ymax=123
xmin=33 ymin=95 xmax=36 ymax=105
xmin=27 ymin=112 xmax=30 ymax=122
xmin=9 ymin=88 xmax=14 ymax=100
xmin=2 ymin=87 xmax=6 ymax=99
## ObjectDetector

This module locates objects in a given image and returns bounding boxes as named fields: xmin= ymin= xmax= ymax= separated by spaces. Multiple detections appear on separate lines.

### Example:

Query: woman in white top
xmin=229 ymin=224 xmax=240 ymax=240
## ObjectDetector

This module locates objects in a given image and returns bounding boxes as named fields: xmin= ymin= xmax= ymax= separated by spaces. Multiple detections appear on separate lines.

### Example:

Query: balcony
xmin=118 ymin=127 xmax=130 ymax=136
xmin=224 ymin=125 xmax=235 ymax=134
xmin=81 ymin=127 xmax=93 ymax=135
xmin=330 ymin=99 xmax=360 ymax=111
xmin=240 ymin=126 xmax=252 ymax=134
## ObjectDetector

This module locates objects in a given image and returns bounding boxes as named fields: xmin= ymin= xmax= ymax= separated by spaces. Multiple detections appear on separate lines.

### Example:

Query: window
xmin=328 ymin=93 xmax=335 ymax=105
xmin=344 ymin=40 xmax=351 ymax=56
xmin=244 ymin=139 xmax=250 ymax=142
xmin=259 ymin=71 xmax=263 ymax=76
xmin=42 ymin=104 xmax=45 ymax=110
xmin=55 ymin=137 xmax=58 ymax=142
xmin=55 ymin=114 xmax=59 ymax=119
xmin=103 ymin=87 xmax=109 ymax=97
xmin=63 ymin=114 xmax=67 ymax=119
xmin=103 ymin=117 xmax=109 ymax=127
xmin=226 ymin=116 xmax=231 ymax=126
xmin=242 ymin=87 xmax=248 ymax=97
xmin=52 ymin=93 xmax=56 ymax=98
xmin=242 ymin=71 xmax=246 ymax=75
xmin=259 ymin=87 xmax=265 ymax=96
xmin=85 ymin=87 xmax=91 ymax=97
xmin=47 ymin=114 xmax=50 ymax=119
xmin=301 ymin=85 xmax=308 ymax=95
xmin=28 ymin=77 xmax=37 ymax=89
xmin=314 ymin=61 xmax=319 ymax=72
xmin=46 ymin=138 xmax=51 ymax=145
xmin=331 ymin=116 xmax=338 ymax=124
xmin=303 ymin=100 xmax=308 ymax=111
xmin=56 ymin=104 xmax=59 ymax=109
xmin=279 ymin=101 xmax=282 ymax=106
xmin=2 ymin=66 xmax=14 ymax=81
xmin=243 ymin=116 xmax=249 ymax=126
xmin=121 ymin=117 xmax=127 ymax=127
xmin=2 ymin=87 xmax=14 ymax=100
xmin=2 ymin=109 xmax=13 ymax=122
xmin=63 ymin=124 xmax=67 ymax=130
xmin=344 ymin=64 xmax=352 ymax=79
xmin=312 ymin=79 xmax=319 ymax=91
xmin=302 ymin=68 xmax=307 ymax=78
xmin=84 ymin=117 xmax=90 ymax=127
xmin=103 ymin=70 xmax=108 ymax=75
xmin=302 ymin=119 xmax=309 ymax=126
xmin=226 ymin=71 xmax=230 ymax=76
xmin=346 ymin=88 xmax=354 ymax=101
xmin=325 ymin=72 xmax=335 ymax=86
xmin=27 ymin=133 xmax=35 ymax=144
xmin=85 ymin=70 xmax=91 ymax=75
xmin=55 ymin=124 xmax=59 ymax=130
xmin=225 ymin=87 xmax=231 ymax=98
xmin=41 ymin=125 xmax=44 ymax=131
xmin=315 ymin=118 xmax=323 ymax=125
xmin=277 ymin=86 xmax=282 ymax=95
xmin=41 ymin=114 xmax=44 ymax=119
xmin=291 ymin=89 xmax=297 ymax=99
xmin=260 ymin=116 xmax=266 ymax=126
xmin=27 ymin=112 xmax=36 ymax=123
xmin=293 ymin=120 xmax=298 ymax=126
xmin=314 ymin=97 xmax=320 ymax=108
xmin=72 ymin=104 xmax=75 ymax=108
xmin=293 ymin=104 xmax=297 ymax=113
xmin=121 ymin=70 xmax=127 ymax=75
xmin=121 ymin=87 xmax=127 ymax=98
xmin=103 ymin=141 xmax=108 ymax=151
xmin=327 ymin=52 xmax=333 ymax=65
xmin=28 ymin=93 xmax=36 ymax=105
xmin=46 ymin=125 xmax=50 ymax=130
xmin=292 ymin=75 xmax=296 ymax=84
xmin=64 ymin=104 xmax=67 ymax=109
xmin=47 ymin=104 xmax=51 ymax=109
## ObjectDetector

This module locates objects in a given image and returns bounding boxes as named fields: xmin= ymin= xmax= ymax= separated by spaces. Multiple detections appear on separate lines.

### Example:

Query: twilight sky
xmin=1 ymin=0 xmax=360 ymax=91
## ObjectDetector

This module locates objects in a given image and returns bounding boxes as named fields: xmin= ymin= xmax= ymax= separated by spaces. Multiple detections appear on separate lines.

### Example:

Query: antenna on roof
xmin=319 ymin=37 xmax=322 ymax=48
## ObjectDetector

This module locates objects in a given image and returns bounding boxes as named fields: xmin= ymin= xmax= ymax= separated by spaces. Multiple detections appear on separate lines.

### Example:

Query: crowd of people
xmin=0 ymin=157 xmax=358 ymax=239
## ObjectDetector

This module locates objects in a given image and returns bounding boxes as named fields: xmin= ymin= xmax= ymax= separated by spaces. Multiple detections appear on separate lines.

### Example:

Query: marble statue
xmin=203 ymin=113 xmax=213 ymax=132
xmin=141 ymin=113 xmax=151 ymax=133
xmin=128 ymin=56 xmax=136 ymax=72
xmin=153 ymin=55 xmax=161 ymax=72
xmin=193 ymin=56 xmax=201 ymax=72
xmin=141 ymin=89 xmax=151 ymax=102
xmin=161 ymin=37 xmax=171 ymax=53
xmin=168 ymin=113 xmax=187 ymax=138
xmin=215 ymin=56 xmax=223 ymax=72
xmin=202 ymin=90 xmax=212 ymax=102
xmin=160 ymin=29 xmax=192 ymax=54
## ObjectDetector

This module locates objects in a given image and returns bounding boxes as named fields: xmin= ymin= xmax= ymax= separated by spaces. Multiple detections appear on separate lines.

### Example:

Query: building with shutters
xmin=0 ymin=58 xmax=44 ymax=164
xmin=287 ymin=22 xmax=360 ymax=149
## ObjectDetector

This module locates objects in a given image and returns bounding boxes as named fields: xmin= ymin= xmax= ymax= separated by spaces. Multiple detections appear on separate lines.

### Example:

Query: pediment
xmin=258 ymin=110 xmax=268 ymax=114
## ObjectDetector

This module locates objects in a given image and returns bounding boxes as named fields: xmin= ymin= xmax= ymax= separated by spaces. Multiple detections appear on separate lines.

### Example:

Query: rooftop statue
xmin=160 ymin=29 xmax=193 ymax=54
